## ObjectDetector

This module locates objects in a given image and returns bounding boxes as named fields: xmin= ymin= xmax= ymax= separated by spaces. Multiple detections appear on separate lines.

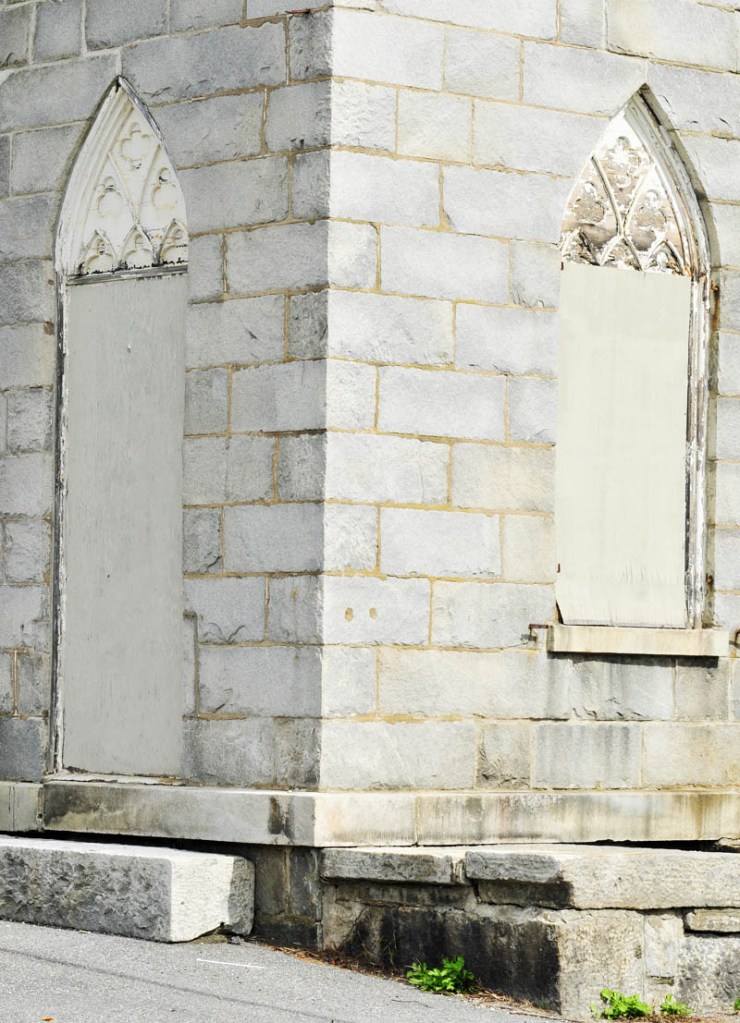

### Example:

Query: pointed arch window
xmin=53 ymin=79 xmax=189 ymax=776
xmin=550 ymin=96 xmax=726 ymax=655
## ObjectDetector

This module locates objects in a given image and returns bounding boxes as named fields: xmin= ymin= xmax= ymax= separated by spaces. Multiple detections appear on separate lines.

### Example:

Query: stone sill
xmin=547 ymin=624 xmax=729 ymax=657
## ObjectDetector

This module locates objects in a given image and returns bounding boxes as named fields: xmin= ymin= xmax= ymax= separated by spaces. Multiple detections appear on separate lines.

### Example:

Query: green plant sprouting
xmin=406 ymin=955 xmax=478 ymax=994
xmin=660 ymin=995 xmax=691 ymax=1016
xmin=592 ymin=989 xmax=652 ymax=1019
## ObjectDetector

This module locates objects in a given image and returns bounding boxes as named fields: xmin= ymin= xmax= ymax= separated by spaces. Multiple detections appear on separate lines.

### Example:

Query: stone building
xmin=0 ymin=0 xmax=738 ymax=1016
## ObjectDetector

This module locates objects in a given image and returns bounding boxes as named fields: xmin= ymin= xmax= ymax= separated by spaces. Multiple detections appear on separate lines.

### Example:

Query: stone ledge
xmin=0 ymin=835 xmax=254 ymax=942
xmin=321 ymin=846 xmax=467 ymax=884
xmin=547 ymin=624 xmax=729 ymax=657
xmin=37 ymin=781 xmax=740 ymax=846
xmin=685 ymin=909 xmax=740 ymax=933
xmin=465 ymin=845 xmax=740 ymax=909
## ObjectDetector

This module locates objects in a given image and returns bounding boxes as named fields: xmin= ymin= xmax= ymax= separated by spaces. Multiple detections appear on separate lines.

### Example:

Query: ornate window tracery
xmin=57 ymin=78 xmax=188 ymax=278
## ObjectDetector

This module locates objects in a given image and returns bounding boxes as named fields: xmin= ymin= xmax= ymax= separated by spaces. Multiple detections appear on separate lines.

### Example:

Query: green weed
xmin=406 ymin=955 xmax=478 ymax=994
xmin=660 ymin=995 xmax=691 ymax=1017
xmin=592 ymin=989 xmax=652 ymax=1019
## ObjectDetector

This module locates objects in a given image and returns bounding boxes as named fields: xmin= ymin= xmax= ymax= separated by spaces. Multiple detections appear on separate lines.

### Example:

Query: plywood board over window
xmin=556 ymin=262 xmax=691 ymax=627
xmin=552 ymin=95 xmax=723 ymax=650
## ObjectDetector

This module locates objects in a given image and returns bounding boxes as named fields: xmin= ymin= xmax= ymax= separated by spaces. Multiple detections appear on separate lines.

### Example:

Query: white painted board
xmin=555 ymin=262 xmax=691 ymax=628
xmin=61 ymin=274 xmax=186 ymax=776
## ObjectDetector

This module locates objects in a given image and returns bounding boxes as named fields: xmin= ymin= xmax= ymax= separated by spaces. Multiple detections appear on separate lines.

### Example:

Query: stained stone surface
xmin=685 ymin=909 xmax=740 ymax=933
xmin=465 ymin=845 xmax=740 ymax=909
xmin=0 ymin=836 xmax=254 ymax=942
xmin=677 ymin=934 xmax=740 ymax=1012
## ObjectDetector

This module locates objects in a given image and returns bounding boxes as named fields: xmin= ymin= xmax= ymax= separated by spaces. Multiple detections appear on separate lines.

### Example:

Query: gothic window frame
xmin=51 ymin=77 xmax=189 ymax=773
xmin=550 ymin=93 xmax=723 ymax=654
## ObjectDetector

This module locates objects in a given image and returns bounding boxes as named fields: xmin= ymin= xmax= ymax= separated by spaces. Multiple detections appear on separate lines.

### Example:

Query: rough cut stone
xmin=0 ymin=837 xmax=254 ymax=942
xmin=321 ymin=847 xmax=466 ymax=885
xmin=685 ymin=909 xmax=740 ymax=933
xmin=465 ymin=846 xmax=740 ymax=909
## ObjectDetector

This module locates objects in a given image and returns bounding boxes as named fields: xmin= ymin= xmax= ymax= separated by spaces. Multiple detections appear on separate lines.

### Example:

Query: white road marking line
xmin=196 ymin=958 xmax=266 ymax=969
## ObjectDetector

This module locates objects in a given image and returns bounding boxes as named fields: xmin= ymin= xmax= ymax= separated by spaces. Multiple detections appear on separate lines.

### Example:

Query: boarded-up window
xmin=556 ymin=98 xmax=709 ymax=629
xmin=55 ymin=78 xmax=189 ymax=776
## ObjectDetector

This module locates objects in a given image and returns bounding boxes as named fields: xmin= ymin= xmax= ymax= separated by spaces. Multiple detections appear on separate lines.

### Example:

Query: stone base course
xmin=319 ymin=845 xmax=740 ymax=1019
xmin=0 ymin=836 xmax=254 ymax=942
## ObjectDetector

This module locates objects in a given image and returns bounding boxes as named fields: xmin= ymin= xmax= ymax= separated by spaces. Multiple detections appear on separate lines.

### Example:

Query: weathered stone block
xmin=0 ymin=195 xmax=55 ymax=261
xmin=324 ymin=504 xmax=377 ymax=572
xmin=677 ymin=934 xmax=740 ymax=1012
xmin=331 ymin=80 xmax=396 ymax=151
xmin=0 ymin=454 xmax=52 ymax=516
xmin=465 ymin=846 xmax=740 ymax=909
xmin=523 ymin=43 xmax=646 ymax=116
xmin=682 ymin=136 xmax=740 ymax=203
xmin=321 ymin=646 xmax=376 ymax=717
xmin=199 ymin=645 xmax=322 ymax=717
xmin=379 ymin=647 xmax=570 ymax=718
xmin=643 ymin=723 xmax=740 ymax=787
xmin=326 ymin=151 xmax=441 ymax=228
xmin=327 ymin=291 xmax=454 ymax=366
xmin=186 ymin=236 xmax=223 ymax=304
xmin=185 ymin=297 xmax=284 ymax=368
xmin=0 ymin=260 xmax=54 ymax=325
xmin=10 ymin=123 xmax=85 ymax=196
xmin=379 ymin=366 xmax=505 ymax=441
xmin=325 ymin=433 xmax=448 ymax=505
xmin=183 ymin=436 xmax=274 ymax=504
xmin=508 ymin=378 xmax=557 ymax=444
xmin=0 ymin=7 xmax=30 ymax=69
xmin=381 ymin=226 xmax=508 ymax=303
xmin=457 ymin=306 xmax=557 ymax=376
xmin=265 ymin=81 xmax=331 ymax=153
xmin=382 ymin=0 xmax=557 ymax=36
xmin=569 ymin=656 xmax=675 ymax=721
xmin=648 ymin=63 xmax=740 ymax=137
xmin=533 ymin=723 xmax=640 ymax=789
xmin=398 ymin=90 xmax=471 ymax=162
xmin=510 ymin=240 xmax=561 ymax=308
xmin=86 ymin=0 xmax=167 ymax=48
xmin=0 ymin=836 xmax=253 ymax=941
xmin=332 ymin=9 xmax=444 ymax=89
xmin=475 ymin=102 xmax=604 ymax=176
xmin=288 ymin=10 xmax=332 ymax=81
xmin=122 ymin=24 xmax=286 ymax=103
xmin=675 ymin=660 xmax=730 ymax=720
xmin=444 ymin=165 xmax=569 ymax=243
xmin=277 ymin=435 xmax=325 ymax=502
xmin=502 ymin=515 xmax=556 ymax=584
xmin=184 ymin=369 xmax=229 ymax=436
xmin=321 ymin=720 xmax=476 ymax=789
xmin=182 ymin=157 xmax=289 ymax=233
xmin=560 ymin=0 xmax=605 ymax=47
xmin=268 ymin=576 xmax=322 ymax=643
xmin=0 ymin=56 xmax=117 ymax=132
xmin=322 ymin=847 xmax=466 ymax=885
xmin=0 ymin=718 xmax=45 ymax=782
xmin=380 ymin=508 xmax=500 ymax=579
xmin=171 ymin=0 xmax=243 ymax=30
xmin=323 ymin=575 xmax=430 ymax=645
xmin=606 ymin=0 xmax=736 ymax=71
xmin=432 ymin=581 xmax=554 ymax=649
xmin=453 ymin=444 xmax=555 ymax=512
xmin=686 ymin=910 xmax=740 ymax=933
xmin=6 ymin=388 xmax=52 ymax=454
xmin=34 ymin=0 xmax=82 ymax=62
xmin=224 ymin=504 xmax=323 ymax=573
xmin=157 ymin=94 xmax=264 ymax=168
xmin=183 ymin=508 xmax=221 ymax=574
xmin=479 ymin=722 xmax=532 ymax=789
xmin=185 ymin=577 xmax=265 ymax=644
xmin=3 ymin=520 xmax=50 ymax=585
xmin=444 ymin=28 xmax=519 ymax=101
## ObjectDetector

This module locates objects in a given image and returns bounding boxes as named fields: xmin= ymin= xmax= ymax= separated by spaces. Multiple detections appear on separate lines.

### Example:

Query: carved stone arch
xmin=557 ymin=92 xmax=711 ymax=630
xmin=57 ymin=77 xmax=188 ymax=278
xmin=561 ymin=93 xmax=709 ymax=280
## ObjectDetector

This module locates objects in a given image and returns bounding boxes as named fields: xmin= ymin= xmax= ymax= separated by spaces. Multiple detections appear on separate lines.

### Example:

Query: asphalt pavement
xmin=0 ymin=920 xmax=557 ymax=1023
